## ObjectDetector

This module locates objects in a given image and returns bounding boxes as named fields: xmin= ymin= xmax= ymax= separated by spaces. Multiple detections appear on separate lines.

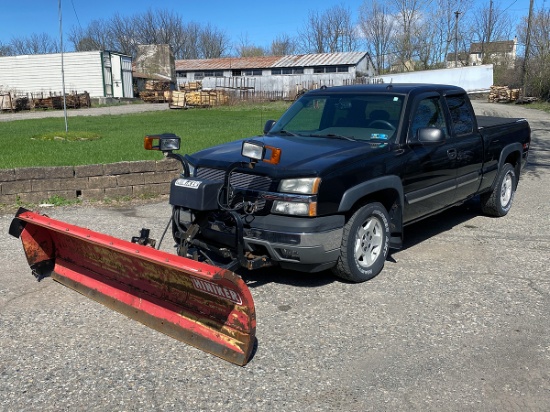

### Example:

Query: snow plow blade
xmin=9 ymin=208 xmax=256 ymax=366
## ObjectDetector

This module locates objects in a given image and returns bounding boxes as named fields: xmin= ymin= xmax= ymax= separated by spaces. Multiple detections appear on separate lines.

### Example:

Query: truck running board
xmin=9 ymin=208 xmax=256 ymax=366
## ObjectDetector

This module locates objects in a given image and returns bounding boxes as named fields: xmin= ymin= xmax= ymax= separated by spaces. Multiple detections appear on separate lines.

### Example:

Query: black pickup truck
xmin=149 ymin=84 xmax=530 ymax=282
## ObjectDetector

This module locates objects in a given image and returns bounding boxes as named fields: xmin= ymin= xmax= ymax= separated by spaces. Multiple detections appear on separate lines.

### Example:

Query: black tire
xmin=481 ymin=163 xmax=517 ymax=217
xmin=332 ymin=202 xmax=390 ymax=282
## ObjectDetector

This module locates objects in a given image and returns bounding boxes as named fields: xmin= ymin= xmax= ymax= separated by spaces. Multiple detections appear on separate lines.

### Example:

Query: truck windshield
xmin=269 ymin=93 xmax=404 ymax=142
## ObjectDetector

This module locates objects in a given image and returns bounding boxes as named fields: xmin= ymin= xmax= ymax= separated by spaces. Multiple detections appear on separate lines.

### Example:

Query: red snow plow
xmin=10 ymin=133 xmax=283 ymax=366
xmin=9 ymin=208 xmax=256 ymax=366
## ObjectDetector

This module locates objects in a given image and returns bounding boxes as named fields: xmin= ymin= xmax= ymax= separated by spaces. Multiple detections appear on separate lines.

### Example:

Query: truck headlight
xmin=144 ymin=133 xmax=181 ymax=152
xmin=272 ymin=201 xmax=317 ymax=216
xmin=279 ymin=177 xmax=321 ymax=194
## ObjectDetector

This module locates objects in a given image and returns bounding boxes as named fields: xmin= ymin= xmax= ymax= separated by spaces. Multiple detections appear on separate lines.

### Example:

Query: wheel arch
xmin=338 ymin=175 xmax=404 ymax=249
xmin=498 ymin=143 xmax=522 ymax=185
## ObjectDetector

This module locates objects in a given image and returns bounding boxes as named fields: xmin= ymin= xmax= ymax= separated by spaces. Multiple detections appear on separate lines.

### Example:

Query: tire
xmin=481 ymin=163 xmax=516 ymax=217
xmin=332 ymin=202 xmax=390 ymax=282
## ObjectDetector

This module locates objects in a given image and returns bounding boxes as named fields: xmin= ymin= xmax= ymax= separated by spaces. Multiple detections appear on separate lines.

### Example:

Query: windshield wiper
xmin=307 ymin=133 xmax=357 ymax=141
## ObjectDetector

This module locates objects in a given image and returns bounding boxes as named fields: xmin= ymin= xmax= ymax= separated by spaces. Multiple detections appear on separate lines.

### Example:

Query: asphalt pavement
xmin=1 ymin=101 xmax=549 ymax=411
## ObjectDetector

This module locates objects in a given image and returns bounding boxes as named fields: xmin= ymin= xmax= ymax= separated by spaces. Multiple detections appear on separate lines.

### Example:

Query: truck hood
xmin=186 ymin=135 xmax=390 ymax=177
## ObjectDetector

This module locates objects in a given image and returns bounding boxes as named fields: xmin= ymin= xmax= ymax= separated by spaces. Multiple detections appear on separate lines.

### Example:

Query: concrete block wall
xmin=0 ymin=159 xmax=182 ymax=205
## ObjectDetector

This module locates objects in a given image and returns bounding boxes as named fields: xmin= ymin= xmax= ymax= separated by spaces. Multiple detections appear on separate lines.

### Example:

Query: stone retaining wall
xmin=0 ymin=159 xmax=181 ymax=205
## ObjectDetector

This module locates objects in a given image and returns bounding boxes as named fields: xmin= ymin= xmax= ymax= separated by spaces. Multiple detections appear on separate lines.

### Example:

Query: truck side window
xmin=410 ymin=97 xmax=447 ymax=141
xmin=446 ymin=95 xmax=474 ymax=136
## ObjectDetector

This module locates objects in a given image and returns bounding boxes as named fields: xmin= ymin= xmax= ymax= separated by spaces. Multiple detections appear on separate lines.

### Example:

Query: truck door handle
xmin=447 ymin=148 xmax=457 ymax=160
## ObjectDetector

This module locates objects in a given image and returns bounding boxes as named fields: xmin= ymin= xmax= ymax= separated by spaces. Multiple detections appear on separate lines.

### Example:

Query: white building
xmin=0 ymin=50 xmax=133 ymax=98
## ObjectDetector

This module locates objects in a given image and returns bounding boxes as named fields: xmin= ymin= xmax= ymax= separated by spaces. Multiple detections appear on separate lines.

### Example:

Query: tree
xmin=236 ymin=33 xmax=266 ymax=57
xmin=469 ymin=0 xmax=512 ymax=64
xmin=0 ymin=40 xmax=12 ymax=56
xmin=270 ymin=34 xmax=297 ymax=56
xmin=8 ymin=33 xmax=59 ymax=55
xmin=198 ymin=24 xmax=229 ymax=58
xmin=358 ymin=0 xmax=395 ymax=73
xmin=517 ymin=8 xmax=550 ymax=98
xmin=389 ymin=0 xmax=432 ymax=71
xmin=298 ymin=4 xmax=358 ymax=53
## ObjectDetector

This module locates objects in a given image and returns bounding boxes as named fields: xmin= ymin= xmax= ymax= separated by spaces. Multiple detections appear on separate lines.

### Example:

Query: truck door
xmin=402 ymin=94 xmax=458 ymax=222
xmin=444 ymin=94 xmax=484 ymax=201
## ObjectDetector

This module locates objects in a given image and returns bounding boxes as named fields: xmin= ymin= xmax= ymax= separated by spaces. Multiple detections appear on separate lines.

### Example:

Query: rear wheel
xmin=332 ymin=202 xmax=390 ymax=282
xmin=481 ymin=163 xmax=516 ymax=217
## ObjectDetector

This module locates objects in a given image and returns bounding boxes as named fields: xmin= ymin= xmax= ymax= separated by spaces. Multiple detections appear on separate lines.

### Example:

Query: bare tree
xmin=298 ymin=4 xmax=357 ymax=54
xmin=198 ymin=24 xmax=230 ymax=58
xmin=9 ymin=33 xmax=59 ymax=55
xmin=469 ymin=0 xmax=512 ymax=64
xmin=0 ymin=40 xmax=13 ymax=56
xmin=389 ymin=0 xmax=432 ymax=71
xmin=69 ymin=19 xmax=111 ymax=51
xmin=517 ymin=8 xmax=550 ymax=97
xmin=270 ymin=34 xmax=297 ymax=56
xmin=236 ymin=33 xmax=266 ymax=57
xmin=358 ymin=0 xmax=395 ymax=73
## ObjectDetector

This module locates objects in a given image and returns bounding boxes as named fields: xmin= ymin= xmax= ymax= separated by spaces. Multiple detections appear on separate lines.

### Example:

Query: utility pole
xmin=454 ymin=11 xmax=461 ymax=67
xmin=522 ymin=0 xmax=535 ymax=97
xmin=58 ymin=0 xmax=68 ymax=132
xmin=482 ymin=0 xmax=494 ymax=64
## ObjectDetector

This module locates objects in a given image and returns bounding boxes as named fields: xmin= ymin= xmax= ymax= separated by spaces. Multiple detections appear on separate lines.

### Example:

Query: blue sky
xmin=0 ymin=0 xmax=535 ymax=51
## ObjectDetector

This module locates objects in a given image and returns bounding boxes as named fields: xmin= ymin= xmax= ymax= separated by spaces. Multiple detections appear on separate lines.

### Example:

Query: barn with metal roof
xmin=175 ymin=52 xmax=375 ymax=98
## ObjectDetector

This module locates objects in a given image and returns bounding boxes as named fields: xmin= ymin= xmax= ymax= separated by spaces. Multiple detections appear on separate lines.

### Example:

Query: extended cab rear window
xmin=446 ymin=95 xmax=475 ymax=136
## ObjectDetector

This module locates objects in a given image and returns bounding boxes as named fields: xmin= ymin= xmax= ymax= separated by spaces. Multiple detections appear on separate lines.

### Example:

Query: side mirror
xmin=263 ymin=120 xmax=276 ymax=134
xmin=417 ymin=128 xmax=445 ymax=144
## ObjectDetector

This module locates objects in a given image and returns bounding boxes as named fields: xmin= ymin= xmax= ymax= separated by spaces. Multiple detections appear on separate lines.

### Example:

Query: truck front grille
xmin=196 ymin=168 xmax=272 ymax=191
xmin=196 ymin=168 xmax=272 ymax=211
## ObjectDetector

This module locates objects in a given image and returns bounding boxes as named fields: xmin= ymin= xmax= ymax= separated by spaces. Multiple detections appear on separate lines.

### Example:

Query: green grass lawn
xmin=0 ymin=102 xmax=290 ymax=169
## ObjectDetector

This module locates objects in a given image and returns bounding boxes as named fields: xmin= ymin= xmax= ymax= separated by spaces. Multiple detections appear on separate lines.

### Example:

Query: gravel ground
xmin=1 ymin=101 xmax=549 ymax=411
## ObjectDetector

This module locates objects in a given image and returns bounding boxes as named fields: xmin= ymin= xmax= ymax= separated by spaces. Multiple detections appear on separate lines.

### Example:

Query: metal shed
xmin=0 ymin=50 xmax=133 ymax=98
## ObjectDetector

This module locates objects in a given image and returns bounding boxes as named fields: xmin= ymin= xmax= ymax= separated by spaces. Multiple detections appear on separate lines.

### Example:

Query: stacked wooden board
xmin=1 ymin=92 xmax=90 ymax=111
xmin=488 ymin=86 xmax=521 ymax=102
xmin=169 ymin=82 xmax=230 ymax=108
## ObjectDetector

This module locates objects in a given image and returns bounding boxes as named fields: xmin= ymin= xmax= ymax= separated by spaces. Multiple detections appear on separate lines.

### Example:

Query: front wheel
xmin=481 ymin=163 xmax=517 ymax=217
xmin=332 ymin=202 xmax=390 ymax=283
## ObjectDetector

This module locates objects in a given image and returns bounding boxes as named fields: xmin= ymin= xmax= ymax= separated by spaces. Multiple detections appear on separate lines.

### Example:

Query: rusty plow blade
xmin=9 ymin=208 xmax=256 ymax=366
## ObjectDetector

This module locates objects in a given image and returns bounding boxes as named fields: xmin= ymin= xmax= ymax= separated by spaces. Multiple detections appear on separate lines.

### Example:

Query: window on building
xmin=195 ymin=72 xmax=204 ymax=80
xmin=313 ymin=66 xmax=346 ymax=73
xmin=271 ymin=68 xmax=304 ymax=75
xmin=232 ymin=70 xmax=242 ymax=76
xmin=244 ymin=69 xmax=262 ymax=76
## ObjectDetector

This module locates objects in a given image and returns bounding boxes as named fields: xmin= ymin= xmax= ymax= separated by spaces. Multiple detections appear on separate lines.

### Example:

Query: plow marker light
xmin=9 ymin=208 xmax=256 ymax=366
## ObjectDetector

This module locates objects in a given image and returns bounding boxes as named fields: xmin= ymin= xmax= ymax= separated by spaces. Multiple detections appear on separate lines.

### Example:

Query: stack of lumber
xmin=31 ymin=92 xmax=91 ymax=110
xmin=139 ymin=79 xmax=171 ymax=103
xmin=488 ymin=86 xmax=521 ymax=102
xmin=144 ymin=80 xmax=170 ymax=91
xmin=0 ymin=93 xmax=14 ymax=111
xmin=170 ymin=91 xmax=186 ymax=108
xmin=184 ymin=90 xmax=229 ymax=107
xmin=179 ymin=81 xmax=202 ymax=91
xmin=140 ymin=90 xmax=171 ymax=103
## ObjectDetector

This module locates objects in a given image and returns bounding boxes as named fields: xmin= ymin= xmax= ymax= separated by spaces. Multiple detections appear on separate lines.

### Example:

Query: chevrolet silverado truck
xmin=153 ymin=83 xmax=530 ymax=282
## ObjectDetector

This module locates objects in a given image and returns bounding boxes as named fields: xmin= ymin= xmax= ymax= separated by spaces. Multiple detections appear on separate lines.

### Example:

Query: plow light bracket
xmin=144 ymin=133 xmax=181 ymax=152
xmin=241 ymin=140 xmax=281 ymax=165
